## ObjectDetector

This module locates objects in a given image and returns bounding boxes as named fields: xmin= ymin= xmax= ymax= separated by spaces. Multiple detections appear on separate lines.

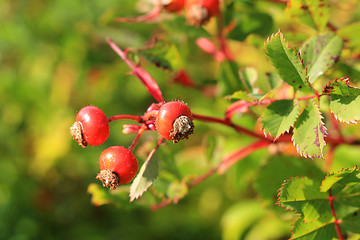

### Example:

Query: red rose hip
xmin=185 ymin=0 xmax=220 ymax=26
xmin=96 ymin=146 xmax=139 ymax=190
xmin=155 ymin=101 xmax=194 ymax=143
xmin=70 ymin=106 xmax=110 ymax=147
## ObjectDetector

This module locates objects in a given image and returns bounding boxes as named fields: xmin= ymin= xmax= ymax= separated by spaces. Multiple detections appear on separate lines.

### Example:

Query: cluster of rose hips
xmin=70 ymin=101 xmax=194 ymax=190
xmin=117 ymin=0 xmax=220 ymax=27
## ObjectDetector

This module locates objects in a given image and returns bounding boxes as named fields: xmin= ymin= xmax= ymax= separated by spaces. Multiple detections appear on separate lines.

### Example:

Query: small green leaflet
xmin=300 ymin=32 xmax=343 ymax=83
xmin=277 ymin=177 xmax=329 ymax=223
xmin=129 ymin=150 xmax=159 ymax=202
xmin=286 ymin=0 xmax=329 ymax=32
xmin=292 ymin=101 xmax=327 ymax=158
xmin=265 ymin=31 xmax=313 ymax=93
xmin=324 ymin=78 xmax=360 ymax=123
xmin=260 ymin=100 xmax=300 ymax=139
xmin=277 ymin=167 xmax=360 ymax=238
xmin=137 ymin=40 xmax=181 ymax=71
xmin=320 ymin=166 xmax=360 ymax=192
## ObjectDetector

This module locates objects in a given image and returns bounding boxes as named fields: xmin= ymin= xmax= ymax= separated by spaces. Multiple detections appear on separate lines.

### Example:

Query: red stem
xmin=218 ymin=140 xmax=271 ymax=173
xmin=324 ymin=144 xmax=337 ymax=173
xmin=107 ymin=38 xmax=164 ymax=102
xmin=128 ymin=124 xmax=147 ymax=152
xmin=216 ymin=9 xmax=234 ymax=61
xmin=108 ymin=115 xmax=143 ymax=123
xmin=192 ymin=113 xmax=267 ymax=140
xmin=329 ymin=190 xmax=344 ymax=240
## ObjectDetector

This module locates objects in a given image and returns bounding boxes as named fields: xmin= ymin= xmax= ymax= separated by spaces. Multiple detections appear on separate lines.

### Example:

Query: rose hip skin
xmin=163 ymin=0 xmax=185 ymax=12
xmin=185 ymin=0 xmax=220 ymax=26
xmin=97 ymin=146 xmax=139 ymax=189
xmin=71 ymin=106 xmax=110 ymax=147
xmin=155 ymin=101 xmax=194 ymax=142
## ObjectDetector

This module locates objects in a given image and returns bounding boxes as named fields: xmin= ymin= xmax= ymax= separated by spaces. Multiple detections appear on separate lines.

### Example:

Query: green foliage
xmin=278 ymin=167 xmax=360 ymax=239
xmin=261 ymin=100 xmax=300 ymax=139
xmin=325 ymin=78 xmax=360 ymax=123
xmin=300 ymin=32 xmax=343 ymax=83
xmin=292 ymin=101 xmax=327 ymax=158
xmin=3 ymin=0 xmax=360 ymax=239
xmin=265 ymin=31 xmax=313 ymax=93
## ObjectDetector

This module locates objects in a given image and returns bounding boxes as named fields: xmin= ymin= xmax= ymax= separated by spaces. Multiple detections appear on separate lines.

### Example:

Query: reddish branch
xmin=329 ymin=190 xmax=344 ymax=240
xmin=108 ymin=38 xmax=164 ymax=103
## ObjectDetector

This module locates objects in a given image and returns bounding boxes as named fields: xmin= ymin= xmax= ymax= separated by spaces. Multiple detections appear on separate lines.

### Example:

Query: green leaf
xmin=129 ymin=151 xmax=159 ymax=202
xmin=292 ymin=101 xmax=327 ymax=158
xmin=219 ymin=60 xmax=250 ymax=95
xmin=320 ymin=166 xmax=359 ymax=192
xmin=227 ymin=12 xmax=274 ymax=41
xmin=239 ymin=67 xmax=257 ymax=91
xmin=255 ymin=155 xmax=323 ymax=205
xmin=278 ymin=176 xmax=329 ymax=222
xmin=265 ymin=31 xmax=313 ymax=93
xmin=137 ymin=40 xmax=181 ymax=71
xmin=291 ymin=214 xmax=338 ymax=240
xmin=342 ymin=210 xmax=360 ymax=234
xmin=260 ymin=99 xmax=300 ymax=139
xmin=301 ymin=32 xmax=343 ymax=83
xmin=324 ymin=78 xmax=360 ymax=123
xmin=338 ymin=22 xmax=360 ymax=53
xmin=286 ymin=0 xmax=330 ymax=31
xmin=160 ymin=16 xmax=211 ymax=38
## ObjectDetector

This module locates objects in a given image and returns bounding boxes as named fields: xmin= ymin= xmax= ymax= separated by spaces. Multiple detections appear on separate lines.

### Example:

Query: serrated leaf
xmin=292 ymin=101 xmax=327 ymax=158
xmin=320 ymin=166 xmax=359 ymax=192
xmin=265 ymin=31 xmax=313 ymax=93
xmin=301 ymin=32 xmax=343 ymax=83
xmin=338 ymin=22 xmax=360 ymax=53
xmin=160 ymin=16 xmax=211 ymax=38
xmin=260 ymin=100 xmax=300 ymax=139
xmin=291 ymin=214 xmax=337 ymax=240
xmin=342 ymin=210 xmax=360 ymax=234
xmin=255 ymin=155 xmax=323 ymax=205
xmin=324 ymin=78 xmax=360 ymax=123
xmin=286 ymin=0 xmax=329 ymax=31
xmin=129 ymin=151 xmax=158 ymax=202
xmin=137 ymin=40 xmax=181 ymax=71
xmin=278 ymin=176 xmax=329 ymax=222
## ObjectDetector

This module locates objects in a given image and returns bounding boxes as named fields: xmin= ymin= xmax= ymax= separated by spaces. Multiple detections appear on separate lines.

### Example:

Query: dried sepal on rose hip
xmin=185 ymin=0 xmax=220 ymax=27
xmin=70 ymin=106 xmax=110 ymax=147
xmin=96 ymin=146 xmax=139 ymax=190
xmin=155 ymin=101 xmax=195 ymax=143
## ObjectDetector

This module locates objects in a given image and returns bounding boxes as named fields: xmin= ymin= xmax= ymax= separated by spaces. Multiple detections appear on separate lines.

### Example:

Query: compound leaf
xmin=265 ymin=31 xmax=313 ymax=93
xmin=320 ymin=166 xmax=360 ymax=192
xmin=277 ymin=176 xmax=329 ymax=223
xmin=292 ymin=101 xmax=327 ymax=158
xmin=260 ymin=99 xmax=300 ymax=139
xmin=324 ymin=78 xmax=360 ymax=123
xmin=301 ymin=32 xmax=343 ymax=83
